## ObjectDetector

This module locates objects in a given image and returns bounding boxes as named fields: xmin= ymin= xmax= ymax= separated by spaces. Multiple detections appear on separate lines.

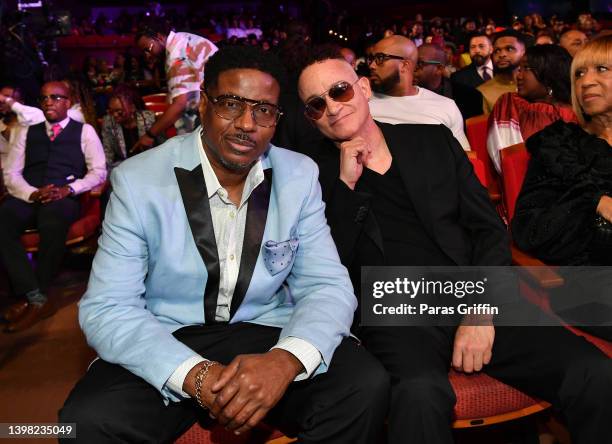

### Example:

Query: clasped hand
xmin=192 ymin=349 xmax=303 ymax=435
xmin=29 ymin=184 xmax=71 ymax=204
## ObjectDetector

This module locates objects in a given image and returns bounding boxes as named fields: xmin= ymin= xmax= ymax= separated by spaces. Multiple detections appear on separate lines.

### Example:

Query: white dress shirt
xmin=165 ymin=133 xmax=322 ymax=399
xmin=3 ymin=116 xmax=107 ymax=202
xmin=0 ymin=121 xmax=25 ymax=168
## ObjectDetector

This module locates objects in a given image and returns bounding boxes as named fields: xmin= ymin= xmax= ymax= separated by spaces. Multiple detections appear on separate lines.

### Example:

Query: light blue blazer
xmin=79 ymin=129 xmax=356 ymax=401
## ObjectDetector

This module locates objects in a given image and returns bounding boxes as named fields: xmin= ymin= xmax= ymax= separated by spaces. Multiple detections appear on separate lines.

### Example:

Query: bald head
xmin=44 ymin=81 xmax=70 ymax=97
xmin=418 ymin=43 xmax=447 ymax=64
xmin=373 ymin=35 xmax=418 ymax=64
xmin=559 ymin=30 xmax=588 ymax=57
xmin=340 ymin=47 xmax=357 ymax=69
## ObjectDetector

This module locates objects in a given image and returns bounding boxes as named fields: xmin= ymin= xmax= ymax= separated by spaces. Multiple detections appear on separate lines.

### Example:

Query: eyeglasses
xmin=415 ymin=59 xmax=443 ymax=69
xmin=206 ymin=93 xmax=282 ymax=128
xmin=366 ymin=52 xmax=406 ymax=66
xmin=303 ymin=79 xmax=359 ymax=121
xmin=39 ymin=94 xmax=68 ymax=104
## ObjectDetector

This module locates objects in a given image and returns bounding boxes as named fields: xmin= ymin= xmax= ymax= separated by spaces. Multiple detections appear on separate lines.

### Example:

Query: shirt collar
xmin=196 ymin=128 xmax=265 ymax=206
xmin=45 ymin=116 xmax=70 ymax=131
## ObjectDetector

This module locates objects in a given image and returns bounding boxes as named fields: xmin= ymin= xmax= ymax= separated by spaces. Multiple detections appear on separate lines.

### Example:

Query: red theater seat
xmin=466 ymin=114 xmax=501 ymax=203
xmin=143 ymin=93 xmax=168 ymax=103
xmin=20 ymin=182 xmax=106 ymax=253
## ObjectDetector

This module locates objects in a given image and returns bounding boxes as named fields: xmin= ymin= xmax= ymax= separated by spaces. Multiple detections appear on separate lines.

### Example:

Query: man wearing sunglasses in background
xmin=60 ymin=46 xmax=388 ymax=443
xmin=367 ymin=35 xmax=470 ymax=151
xmin=298 ymin=53 xmax=612 ymax=444
xmin=0 ymin=81 xmax=106 ymax=332
xmin=413 ymin=43 xmax=453 ymax=99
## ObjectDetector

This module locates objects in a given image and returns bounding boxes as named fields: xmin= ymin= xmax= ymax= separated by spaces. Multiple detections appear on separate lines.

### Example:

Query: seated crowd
xmin=0 ymin=6 xmax=610 ymax=444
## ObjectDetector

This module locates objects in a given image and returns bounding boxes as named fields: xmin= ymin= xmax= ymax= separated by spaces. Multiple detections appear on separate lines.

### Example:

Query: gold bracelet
xmin=194 ymin=360 xmax=217 ymax=409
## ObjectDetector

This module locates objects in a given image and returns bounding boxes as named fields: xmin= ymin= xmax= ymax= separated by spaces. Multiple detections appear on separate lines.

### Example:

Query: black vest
xmin=23 ymin=120 xmax=86 ymax=188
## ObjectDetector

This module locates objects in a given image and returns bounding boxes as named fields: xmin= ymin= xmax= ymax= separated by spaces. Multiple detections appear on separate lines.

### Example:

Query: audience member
xmin=414 ymin=43 xmax=452 ymax=97
xmin=0 ymin=81 xmax=106 ymax=332
xmin=298 ymin=51 xmax=612 ymax=444
xmin=0 ymin=86 xmax=25 ymax=168
xmin=512 ymin=35 xmax=612 ymax=340
xmin=559 ymin=29 xmax=589 ymax=57
xmin=59 ymin=46 xmax=388 ymax=443
xmin=487 ymin=44 xmax=577 ymax=172
xmin=101 ymin=85 xmax=161 ymax=170
xmin=451 ymin=33 xmax=494 ymax=118
xmin=478 ymin=30 xmax=526 ymax=114
xmin=368 ymin=36 xmax=470 ymax=150
xmin=134 ymin=22 xmax=218 ymax=150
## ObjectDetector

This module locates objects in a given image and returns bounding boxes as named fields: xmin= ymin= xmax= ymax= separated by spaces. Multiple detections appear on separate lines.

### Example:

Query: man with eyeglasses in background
xmin=59 ymin=45 xmax=389 ymax=444
xmin=133 ymin=21 xmax=218 ymax=152
xmin=0 ymin=81 xmax=106 ymax=332
xmin=368 ymin=35 xmax=470 ymax=150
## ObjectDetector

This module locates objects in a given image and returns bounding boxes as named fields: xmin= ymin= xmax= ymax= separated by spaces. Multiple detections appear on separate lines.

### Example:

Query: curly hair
xmin=203 ymin=45 xmax=287 ymax=94
xmin=525 ymin=44 xmax=573 ymax=104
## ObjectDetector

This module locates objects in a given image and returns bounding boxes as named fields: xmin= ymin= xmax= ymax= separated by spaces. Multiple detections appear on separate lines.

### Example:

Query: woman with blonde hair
xmin=512 ymin=35 xmax=612 ymax=339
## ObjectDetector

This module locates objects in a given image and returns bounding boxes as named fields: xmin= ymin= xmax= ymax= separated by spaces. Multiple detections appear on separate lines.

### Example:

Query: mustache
xmin=226 ymin=132 xmax=256 ymax=146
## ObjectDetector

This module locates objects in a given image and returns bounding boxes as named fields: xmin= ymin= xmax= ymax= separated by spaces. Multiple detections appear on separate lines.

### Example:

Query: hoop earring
xmin=547 ymin=87 xmax=553 ymax=97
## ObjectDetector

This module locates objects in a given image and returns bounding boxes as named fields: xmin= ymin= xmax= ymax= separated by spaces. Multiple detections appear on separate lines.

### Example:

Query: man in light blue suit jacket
xmin=59 ymin=46 xmax=388 ymax=443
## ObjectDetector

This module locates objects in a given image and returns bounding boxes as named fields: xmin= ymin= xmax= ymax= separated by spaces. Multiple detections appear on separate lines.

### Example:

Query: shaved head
xmin=44 ymin=81 xmax=70 ymax=97
xmin=368 ymin=35 xmax=418 ymax=96
xmin=373 ymin=35 xmax=418 ymax=64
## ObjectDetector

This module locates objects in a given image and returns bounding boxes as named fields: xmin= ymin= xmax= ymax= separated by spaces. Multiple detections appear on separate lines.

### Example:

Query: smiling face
xmin=298 ymin=58 xmax=372 ymax=142
xmin=199 ymin=68 xmax=280 ymax=173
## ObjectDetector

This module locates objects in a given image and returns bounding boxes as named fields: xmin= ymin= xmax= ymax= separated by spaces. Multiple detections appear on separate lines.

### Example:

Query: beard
xmin=471 ymin=54 xmax=489 ymax=67
xmin=494 ymin=61 xmax=520 ymax=75
xmin=370 ymin=69 xmax=401 ymax=94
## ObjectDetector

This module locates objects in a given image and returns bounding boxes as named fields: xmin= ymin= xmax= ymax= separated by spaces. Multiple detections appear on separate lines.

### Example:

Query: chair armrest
xmin=89 ymin=180 xmax=109 ymax=197
xmin=510 ymin=243 xmax=564 ymax=289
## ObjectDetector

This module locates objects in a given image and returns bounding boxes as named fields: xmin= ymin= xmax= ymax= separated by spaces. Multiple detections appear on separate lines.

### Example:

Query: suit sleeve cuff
xmin=165 ymin=355 xmax=207 ymax=399
xmin=271 ymin=336 xmax=322 ymax=381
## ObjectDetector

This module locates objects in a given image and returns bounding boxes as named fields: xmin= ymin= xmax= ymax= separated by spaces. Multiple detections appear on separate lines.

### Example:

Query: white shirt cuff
xmin=271 ymin=336 xmax=322 ymax=381
xmin=165 ymin=355 xmax=207 ymax=399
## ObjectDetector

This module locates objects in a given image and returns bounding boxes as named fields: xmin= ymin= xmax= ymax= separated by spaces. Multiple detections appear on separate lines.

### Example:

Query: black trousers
xmin=59 ymin=323 xmax=390 ymax=444
xmin=360 ymin=324 xmax=612 ymax=444
xmin=0 ymin=196 xmax=80 ymax=295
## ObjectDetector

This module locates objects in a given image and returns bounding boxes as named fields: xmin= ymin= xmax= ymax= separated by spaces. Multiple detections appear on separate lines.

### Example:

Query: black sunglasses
xmin=39 ymin=94 xmax=68 ymax=103
xmin=304 ymin=79 xmax=359 ymax=121
xmin=366 ymin=52 xmax=407 ymax=66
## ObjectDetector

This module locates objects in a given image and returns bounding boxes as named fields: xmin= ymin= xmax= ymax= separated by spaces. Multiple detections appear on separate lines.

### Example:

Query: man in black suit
xmin=451 ymin=34 xmax=494 ymax=89
xmin=451 ymin=33 xmax=493 ymax=118
xmin=297 ymin=54 xmax=612 ymax=444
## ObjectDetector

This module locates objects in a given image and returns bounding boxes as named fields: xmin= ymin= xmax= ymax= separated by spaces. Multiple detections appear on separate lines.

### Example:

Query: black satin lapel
xmin=230 ymin=168 xmax=273 ymax=319
xmin=379 ymin=123 xmax=436 ymax=239
xmin=174 ymin=166 xmax=220 ymax=324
